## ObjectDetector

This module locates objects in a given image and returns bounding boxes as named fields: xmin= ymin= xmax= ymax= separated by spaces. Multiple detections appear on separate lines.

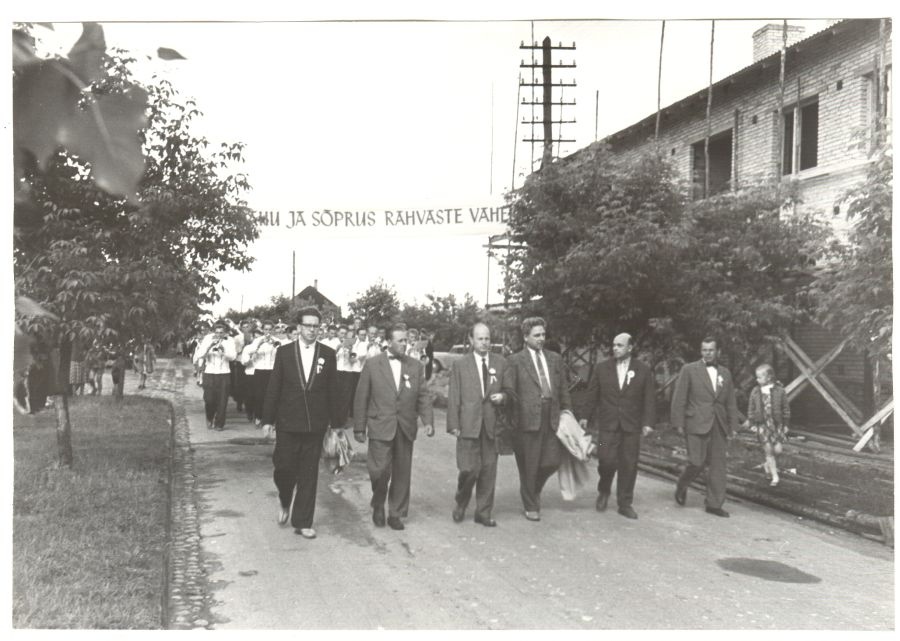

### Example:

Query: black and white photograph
xmin=7 ymin=1 xmax=895 ymax=633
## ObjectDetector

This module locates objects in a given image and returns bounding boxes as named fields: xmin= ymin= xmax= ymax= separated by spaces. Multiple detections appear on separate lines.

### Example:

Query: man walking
xmin=581 ymin=333 xmax=656 ymax=519
xmin=447 ymin=322 xmax=508 ymax=527
xmin=354 ymin=324 xmax=434 ymax=530
xmin=670 ymin=337 xmax=740 ymax=517
xmin=193 ymin=321 xmax=237 ymax=431
xmin=502 ymin=317 xmax=573 ymax=522
xmin=262 ymin=307 xmax=341 ymax=539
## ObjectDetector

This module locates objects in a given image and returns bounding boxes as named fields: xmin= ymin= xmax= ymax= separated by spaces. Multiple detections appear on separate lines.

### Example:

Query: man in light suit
xmin=261 ymin=307 xmax=341 ymax=539
xmin=581 ymin=333 xmax=656 ymax=519
xmin=447 ymin=322 xmax=508 ymax=527
xmin=354 ymin=324 xmax=434 ymax=531
xmin=670 ymin=337 xmax=740 ymax=517
xmin=502 ymin=317 xmax=573 ymax=522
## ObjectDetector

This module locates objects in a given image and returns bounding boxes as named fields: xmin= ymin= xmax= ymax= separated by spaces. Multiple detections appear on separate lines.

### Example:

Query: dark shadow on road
xmin=716 ymin=557 xmax=822 ymax=583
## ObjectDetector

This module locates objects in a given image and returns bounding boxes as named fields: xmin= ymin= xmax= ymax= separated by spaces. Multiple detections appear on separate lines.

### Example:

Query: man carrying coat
xmin=447 ymin=322 xmax=508 ymax=527
xmin=502 ymin=317 xmax=573 ymax=522
xmin=262 ymin=307 xmax=341 ymax=539
xmin=670 ymin=337 xmax=740 ymax=518
xmin=580 ymin=333 xmax=656 ymax=520
xmin=354 ymin=324 xmax=434 ymax=531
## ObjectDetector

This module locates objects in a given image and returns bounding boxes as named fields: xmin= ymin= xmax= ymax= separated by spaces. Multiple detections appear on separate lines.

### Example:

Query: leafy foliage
xmin=348 ymin=280 xmax=401 ymax=327
xmin=399 ymin=293 xmax=485 ymax=350
xmin=505 ymin=145 xmax=833 ymax=372
xmin=808 ymin=143 xmax=893 ymax=358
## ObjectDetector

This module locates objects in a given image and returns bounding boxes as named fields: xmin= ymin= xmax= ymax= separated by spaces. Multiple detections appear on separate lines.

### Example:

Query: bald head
xmin=470 ymin=322 xmax=492 ymax=355
xmin=612 ymin=333 xmax=633 ymax=361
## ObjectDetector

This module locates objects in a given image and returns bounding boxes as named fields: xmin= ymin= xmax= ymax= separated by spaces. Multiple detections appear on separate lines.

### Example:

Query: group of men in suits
xmin=261 ymin=305 xmax=741 ymax=539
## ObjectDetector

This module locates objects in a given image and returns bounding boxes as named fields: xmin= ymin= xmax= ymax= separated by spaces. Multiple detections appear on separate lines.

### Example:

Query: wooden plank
xmin=782 ymin=343 xmax=864 ymax=436
xmin=783 ymin=336 xmax=864 ymax=424
xmin=853 ymin=400 xmax=894 ymax=452
xmin=784 ymin=338 xmax=847 ymax=396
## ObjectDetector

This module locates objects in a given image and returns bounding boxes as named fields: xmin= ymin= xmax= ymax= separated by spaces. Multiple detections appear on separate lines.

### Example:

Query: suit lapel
xmin=292 ymin=341 xmax=307 ymax=389
xmin=379 ymin=355 xmax=399 ymax=395
xmin=523 ymin=350 xmax=541 ymax=388
xmin=471 ymin=354 xmax=487 ymax=398
xmin=305 ymin=342 xmax=320 ymax=390
xmin=698 ymin=361 xmax=716 ymax=396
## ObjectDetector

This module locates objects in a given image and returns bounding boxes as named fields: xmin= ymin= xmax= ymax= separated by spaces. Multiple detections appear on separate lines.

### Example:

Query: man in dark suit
xmin=354 ymin=324 xmax=434 ymax=531
xmin=670 ymin=337 xmax=740 ymax=517
xmin=447 ymin=322 xmax=508 ymax=527
xmin=580 ymin=333 xmax=656 ymax=519
xmin=502 ymin=317 xmax=573 ymax=522
xmin=261 ymin=307 xmax=341 ymax=539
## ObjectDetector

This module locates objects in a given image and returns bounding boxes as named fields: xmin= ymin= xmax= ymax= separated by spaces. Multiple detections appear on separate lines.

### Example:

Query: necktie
xmin=481 ymin=357 xmax=490 ymax=396
xmin=535 ymin=351 xmax=552 ymax=397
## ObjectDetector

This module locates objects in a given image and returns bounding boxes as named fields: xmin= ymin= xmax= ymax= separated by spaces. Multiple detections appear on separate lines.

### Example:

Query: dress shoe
xmin=296 ymin=528 xmax=317 ymax=539
xmin=524 ymin=511 xmax=541 ymax=522
xmin=387 ymin=516 xmax=405 ymax=530
xmin=452 ymin=504 xmax=466 ymax=523
xmin=674 ymin=484 xmax=687 ymax=506
xmin=474 ymin=515 xmax=497 ymax=527
xmin=618 ymin=505 xmax=638 ymax=519
xmin=595 ymin=492 xmax=610 ymax=512
xmin=277 ymin=507 xmax=289 ymax=525
xmin=705 ymin=506 xmax=730 ymax=518
xmin=372 ymin=505 xmax=386 ymax=527
xmin=206 ymin=420 xmax=213 ymax=430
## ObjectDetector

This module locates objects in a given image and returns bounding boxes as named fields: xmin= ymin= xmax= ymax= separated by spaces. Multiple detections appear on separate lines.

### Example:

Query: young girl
xmin=747 ymin=363 xmax=791 ymax=486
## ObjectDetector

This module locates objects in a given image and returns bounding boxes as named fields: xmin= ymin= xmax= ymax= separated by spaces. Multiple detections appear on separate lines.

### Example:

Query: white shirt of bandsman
xmin=242 ymin=322 xmax=283 ymax=371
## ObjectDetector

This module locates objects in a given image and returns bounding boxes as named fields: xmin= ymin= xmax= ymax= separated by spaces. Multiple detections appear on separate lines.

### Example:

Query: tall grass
xmin=13 ymin=395 xmax=172 ymax=629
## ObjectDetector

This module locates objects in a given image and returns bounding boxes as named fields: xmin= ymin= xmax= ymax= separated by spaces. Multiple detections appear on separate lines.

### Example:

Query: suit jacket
xmin=353 ymin=352 xmax=434 ymax=442
xmin=502 ymin=348 xmax=572 ymax=432
xmin=586 ymin=357 xmax=656 ymax=437
xmin=670 ymin=360 xmax=740 ymax=437
xmin=446 ymin=352 xmax=509 ymax=439
xmin=261 ymin=340 xmax=340 ymax=433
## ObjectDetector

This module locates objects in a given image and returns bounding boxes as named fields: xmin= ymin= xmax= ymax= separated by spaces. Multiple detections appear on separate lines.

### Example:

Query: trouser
xmin=677 ymin=420 xmax=728 ymax=509
xmin=273 ymin=431 xmax=324 ymax=529
xmin=596 ymin=428 xmax=641 ymax=507
xmin=202 ymin=373 xmax=230 ymax=429
xmin=230 ymin=361 xmax=248 ymax=410
xmin=252 ymin=369 xmax=273 ymax=421
xmin=513 ymin=399 xmax=561 ymax=513
xmin=455 ymin=425 xmax=498 ymax=520
xmin=336 ymin=371 xmax=360 ymax=427
xmin=367 ymin=428 xmax=414 ymax=518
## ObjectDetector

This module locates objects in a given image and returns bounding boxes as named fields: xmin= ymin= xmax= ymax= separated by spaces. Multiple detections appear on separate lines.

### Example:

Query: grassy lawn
xmin=13 ymin=395 xmax=172 ymax=629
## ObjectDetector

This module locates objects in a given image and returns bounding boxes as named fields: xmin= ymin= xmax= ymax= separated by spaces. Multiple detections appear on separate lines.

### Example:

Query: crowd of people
xmin=185 ymin=308 xmax=788 ymax=539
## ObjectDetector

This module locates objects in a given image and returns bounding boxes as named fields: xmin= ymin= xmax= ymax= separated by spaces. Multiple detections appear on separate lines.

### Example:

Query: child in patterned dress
xmin=747 ymin=364 xmax=790 ymax=486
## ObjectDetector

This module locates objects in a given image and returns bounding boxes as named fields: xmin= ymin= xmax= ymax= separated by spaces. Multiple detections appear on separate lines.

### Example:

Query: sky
xmin=11 ymin=2 xmax=882 ymax=318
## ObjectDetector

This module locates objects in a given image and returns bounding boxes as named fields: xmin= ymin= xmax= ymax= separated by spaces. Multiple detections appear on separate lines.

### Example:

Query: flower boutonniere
xmin=316 ymin=356 xmax=325 ymax=374
xmin=488 ymin=367 xmax=497 ymax=385
xmin=717 ymin=374 xmax=724 ymax=388
xmin=402 ymin=373 xmax=411 ymax=389
xmin=625 ymin=370 xmax=635 ymax=387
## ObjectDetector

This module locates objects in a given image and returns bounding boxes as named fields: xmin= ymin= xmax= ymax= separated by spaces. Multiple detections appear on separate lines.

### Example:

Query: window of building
xmin=691 ymin=129 xmax=733 ymax=199
xmin=782 ymin=98 xmax=819 ymax=175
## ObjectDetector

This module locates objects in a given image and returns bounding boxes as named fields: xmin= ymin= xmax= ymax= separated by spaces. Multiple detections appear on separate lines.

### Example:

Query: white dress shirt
xmin=474 ymin=352 xmax=491 ymax=396
xmin=528 ymin=347 xmax=551 ymax=393
xmin=249 ymin=335 xmax=279 ymax=371
xmin=706 ymin=364 xmax=718 ymax=391
xmin=616 ymin=357 xmax=631 ymax=389
xmin=193 ymin=334 xmax=236 ymax=374
xmin=297 ymin=340 xmax=317 ymax=383
xmin=388 ymin=354 xmax=402 ymax=389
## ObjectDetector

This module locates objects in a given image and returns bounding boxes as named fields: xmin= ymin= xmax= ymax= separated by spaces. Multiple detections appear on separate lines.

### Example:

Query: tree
xmin=400 ymin=293 xmax=484 ymax=350
xmin=14 ymin=24 xmax=258 ymax=466
xmin=505 ymin=146 xmax=832 ymax=376
xmin=808 ymin=142 xmax=892 ymax=359
xmin=348 ymin=280 xmax=400 ymax=327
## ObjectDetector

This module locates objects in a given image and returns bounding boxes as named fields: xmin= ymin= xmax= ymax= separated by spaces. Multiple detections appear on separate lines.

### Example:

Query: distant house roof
xmin=293 ymin=285 xmax=338 ymax=309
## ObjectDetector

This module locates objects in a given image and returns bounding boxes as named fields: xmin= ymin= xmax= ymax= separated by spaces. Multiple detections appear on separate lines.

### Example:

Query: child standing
xmin=747 ymin=364 xmax=790 ymax=486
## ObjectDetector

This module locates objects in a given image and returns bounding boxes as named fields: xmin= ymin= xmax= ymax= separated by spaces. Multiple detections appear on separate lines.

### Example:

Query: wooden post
xmin=704 ymin=20 xmax=715 ymax=197
xmin=776 ymin=20 xmax=788 ymax=177
xmin=541 ymin=36 xmax=553 ymax=168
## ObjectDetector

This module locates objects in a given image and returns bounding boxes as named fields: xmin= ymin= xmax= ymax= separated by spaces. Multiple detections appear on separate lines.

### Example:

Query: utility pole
xmin=520 ymin=37 xmax=576 ymax=169
xmin=291 ymin=250 xmax=295 ymax=299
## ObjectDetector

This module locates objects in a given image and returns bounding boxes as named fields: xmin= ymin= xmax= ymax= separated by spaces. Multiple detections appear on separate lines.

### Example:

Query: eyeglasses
xmin=299 ymin=323 xmax=319 ymax=329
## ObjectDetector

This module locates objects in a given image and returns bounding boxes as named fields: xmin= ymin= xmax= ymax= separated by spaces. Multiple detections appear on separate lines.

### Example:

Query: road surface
xmin=159 ymin=358 xmax=894 ymax=629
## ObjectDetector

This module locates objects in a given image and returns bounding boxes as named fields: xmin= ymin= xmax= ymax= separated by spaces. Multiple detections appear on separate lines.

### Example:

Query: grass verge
xmin=13 ymin=395 xmax=172 ymax=629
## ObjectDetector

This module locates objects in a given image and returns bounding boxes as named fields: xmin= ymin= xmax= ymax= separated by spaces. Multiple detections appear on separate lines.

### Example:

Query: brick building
xmin=582 ymin=19 xmax=892 ymax=429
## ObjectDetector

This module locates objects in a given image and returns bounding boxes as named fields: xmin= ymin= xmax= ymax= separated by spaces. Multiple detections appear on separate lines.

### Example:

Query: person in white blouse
xmin=245 ymin=320 xmax=282 ymax=427
xmin=193 ymin=321 xmax=237 ymax=431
